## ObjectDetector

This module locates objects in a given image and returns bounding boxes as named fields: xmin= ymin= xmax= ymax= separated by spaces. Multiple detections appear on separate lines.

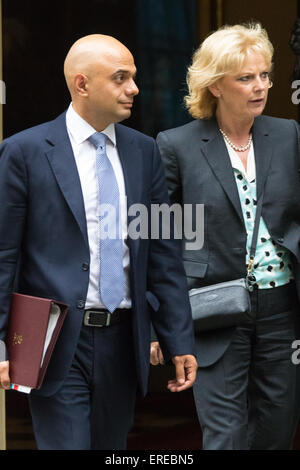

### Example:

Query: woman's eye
xmin=238 ymin=72 xmax=269 ymax=82
xmin=238 ymin=76 xmax=251 ymax=82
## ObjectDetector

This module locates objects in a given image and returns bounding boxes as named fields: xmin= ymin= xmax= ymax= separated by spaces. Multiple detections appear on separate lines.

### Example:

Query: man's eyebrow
xmin=112 ymin=69 xmax=137 ymax=78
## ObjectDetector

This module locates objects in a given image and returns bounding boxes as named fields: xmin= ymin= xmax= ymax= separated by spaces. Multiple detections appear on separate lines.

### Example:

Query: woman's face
xmin=211 ymin=51 xmax=271 ymax=122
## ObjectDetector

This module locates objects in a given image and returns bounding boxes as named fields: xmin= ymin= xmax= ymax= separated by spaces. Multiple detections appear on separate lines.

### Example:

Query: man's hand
xmin=168 ymin=354 xmax=198 ymax=392
xmin=0 ymin=361 xmax=10 ymax=390
xmin=150 ymin=341 xmax=198 ymax=392
xmin=150 ymin=341 xmax=164 ymax=365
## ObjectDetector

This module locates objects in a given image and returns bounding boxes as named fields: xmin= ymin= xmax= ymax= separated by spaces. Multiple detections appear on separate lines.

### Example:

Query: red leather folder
xmin=6 ymin=293 xmax=68 ymax=390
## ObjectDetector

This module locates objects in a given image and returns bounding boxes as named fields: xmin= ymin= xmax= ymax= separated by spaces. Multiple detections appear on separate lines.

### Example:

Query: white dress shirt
xmin=66 ymin=103 xmax=131 ymax=309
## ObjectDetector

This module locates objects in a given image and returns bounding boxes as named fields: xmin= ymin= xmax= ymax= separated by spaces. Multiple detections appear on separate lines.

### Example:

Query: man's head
xmin=64 ymin=34 xmax=139 ymax=131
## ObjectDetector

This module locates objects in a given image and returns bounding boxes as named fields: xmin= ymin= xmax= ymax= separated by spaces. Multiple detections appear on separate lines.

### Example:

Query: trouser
xmin=29 ymin=314 xmax=137 ymax=450
xmin=193 ymin=282 xmax=300 ymax=450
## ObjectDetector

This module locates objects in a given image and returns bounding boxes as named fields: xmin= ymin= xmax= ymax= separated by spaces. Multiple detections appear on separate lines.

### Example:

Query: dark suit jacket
xmin=0 ymin=111 xmax=195 ymax=396
xmin=157 ymin=115 xmax=300 ymax=367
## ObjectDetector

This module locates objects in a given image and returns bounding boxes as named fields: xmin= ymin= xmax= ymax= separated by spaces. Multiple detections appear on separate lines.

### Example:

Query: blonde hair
xmin=185 ymin=23 xmax=274 ymax=119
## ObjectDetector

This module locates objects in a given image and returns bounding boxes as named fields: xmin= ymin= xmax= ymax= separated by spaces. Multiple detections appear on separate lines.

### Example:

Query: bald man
xmin=0 ymin=35 xmax=197 ymax=450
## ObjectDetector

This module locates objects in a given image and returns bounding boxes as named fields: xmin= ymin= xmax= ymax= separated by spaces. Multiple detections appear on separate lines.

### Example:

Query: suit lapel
xmin=252 ymin=117 xmax=273 ymax=200
xmin=199 ymin=118 xmax=244 ymax=224
xmin=44 ymin=113 xmax=89 ymax=248
xmin=115 ymin=124 xmax=143 ymax=208
xmin=44 ymin=118 xmax=145 ymax=255
xmin=115 ymin=124 xmax=143 ymax=258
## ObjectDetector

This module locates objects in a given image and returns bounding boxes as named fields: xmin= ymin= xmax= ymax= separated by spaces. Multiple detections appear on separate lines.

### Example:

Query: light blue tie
xmin=88 ymin=132 xmax=124 ymax=313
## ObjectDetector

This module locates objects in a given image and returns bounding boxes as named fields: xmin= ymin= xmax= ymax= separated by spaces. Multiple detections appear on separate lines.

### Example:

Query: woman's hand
xmin=150 ymin=341 xmax=165 ymax=365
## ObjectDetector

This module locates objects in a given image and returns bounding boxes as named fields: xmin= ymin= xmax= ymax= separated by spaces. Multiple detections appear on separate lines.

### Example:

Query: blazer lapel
xmin=115 ymin=124 xmax=143 ymax=208
xmin=252 ymin=117 xmax=273 ymax=200
xmin=44 ymin=113 xmax=89 ymax=248
xmin=199 ymin=118 xmax=244 ymax=224
xmin=115 ymin=124 xmax=143 ymax=258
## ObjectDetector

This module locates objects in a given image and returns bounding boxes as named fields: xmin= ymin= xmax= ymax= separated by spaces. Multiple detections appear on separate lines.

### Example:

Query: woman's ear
xmin=208 ymin=82 xmax=221 ymax=98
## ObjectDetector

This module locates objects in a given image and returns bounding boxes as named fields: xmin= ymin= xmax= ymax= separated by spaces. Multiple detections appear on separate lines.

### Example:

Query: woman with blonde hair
xmin=152 ymin=23 xmax=300 ymax=449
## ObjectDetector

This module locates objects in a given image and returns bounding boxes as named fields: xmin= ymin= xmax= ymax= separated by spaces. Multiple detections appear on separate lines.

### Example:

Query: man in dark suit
xmin=0 ymin=34 xmax=197 ymax=450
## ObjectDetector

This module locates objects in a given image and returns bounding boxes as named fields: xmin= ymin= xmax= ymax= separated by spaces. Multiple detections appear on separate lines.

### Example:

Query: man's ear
xmin=74 ymin=73 xmax=89 ymax=97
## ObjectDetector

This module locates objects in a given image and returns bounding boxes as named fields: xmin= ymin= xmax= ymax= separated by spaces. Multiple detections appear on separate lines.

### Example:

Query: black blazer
xmin=157 ymin=115 xmax=300 ymax=367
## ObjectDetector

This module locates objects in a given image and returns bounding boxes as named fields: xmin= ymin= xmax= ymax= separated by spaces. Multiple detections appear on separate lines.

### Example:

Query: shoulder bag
xmin=189 ymin=191 xmax=263 ymax=332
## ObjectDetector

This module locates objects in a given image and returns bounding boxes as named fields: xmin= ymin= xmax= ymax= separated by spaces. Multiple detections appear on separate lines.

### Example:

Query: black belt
xmin=83 ymin=308 xmax=130 ymax=327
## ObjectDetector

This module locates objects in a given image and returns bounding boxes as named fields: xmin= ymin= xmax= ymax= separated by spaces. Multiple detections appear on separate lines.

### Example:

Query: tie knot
xmin=88 ymin=132 xmax=107 ymax=149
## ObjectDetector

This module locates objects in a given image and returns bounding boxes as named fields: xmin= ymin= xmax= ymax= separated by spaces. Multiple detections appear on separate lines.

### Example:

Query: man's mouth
xmin=120 ymin=101 xmax=133 ymax=107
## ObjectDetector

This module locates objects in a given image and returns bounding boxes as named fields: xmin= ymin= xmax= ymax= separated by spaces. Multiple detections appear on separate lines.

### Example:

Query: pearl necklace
xmin=219 ymin=128 xmax=252 ymax=152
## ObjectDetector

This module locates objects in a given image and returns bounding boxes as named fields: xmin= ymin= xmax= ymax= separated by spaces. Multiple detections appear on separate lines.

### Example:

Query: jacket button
xmin=82 ymin=263 xmax=89 ymax=271
xmin=77 ymin=300 xmax=85 ymax=309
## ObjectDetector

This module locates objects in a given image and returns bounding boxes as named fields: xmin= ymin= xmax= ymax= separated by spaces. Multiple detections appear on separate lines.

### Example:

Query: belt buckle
xmin=84 ymin=310 xmax=111 ymax=327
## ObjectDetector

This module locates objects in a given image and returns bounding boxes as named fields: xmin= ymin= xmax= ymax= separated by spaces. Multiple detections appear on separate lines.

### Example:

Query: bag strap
xmin=247 ymin=190 xmax=264 ymax=276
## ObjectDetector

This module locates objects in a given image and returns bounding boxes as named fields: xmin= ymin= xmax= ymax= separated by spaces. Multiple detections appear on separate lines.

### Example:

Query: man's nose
xmin=126 ymin=79 xmax=139 ymax=96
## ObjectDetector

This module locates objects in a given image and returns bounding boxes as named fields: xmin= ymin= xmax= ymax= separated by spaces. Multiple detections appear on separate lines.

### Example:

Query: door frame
xmin=0 ymin=0 xmax=6 ymax=452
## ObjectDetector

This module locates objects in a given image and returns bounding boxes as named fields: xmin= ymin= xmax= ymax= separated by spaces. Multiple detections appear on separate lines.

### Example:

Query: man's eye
xmin=115 ymin=75 xmax=124 ymax=82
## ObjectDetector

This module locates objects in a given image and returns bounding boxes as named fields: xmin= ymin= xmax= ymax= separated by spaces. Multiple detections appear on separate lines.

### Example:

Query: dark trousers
xmin=29 ymin=315 xmax=137 ymax=450
xmin=193 ymin=282 xmax=300 ymax=450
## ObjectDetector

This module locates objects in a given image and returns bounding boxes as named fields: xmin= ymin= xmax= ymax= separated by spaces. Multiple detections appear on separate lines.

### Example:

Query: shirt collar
xmin=66 ymin=103 xmax=116 ymax=146
xmin=223 ymin=138 xmax=256 ymax=182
